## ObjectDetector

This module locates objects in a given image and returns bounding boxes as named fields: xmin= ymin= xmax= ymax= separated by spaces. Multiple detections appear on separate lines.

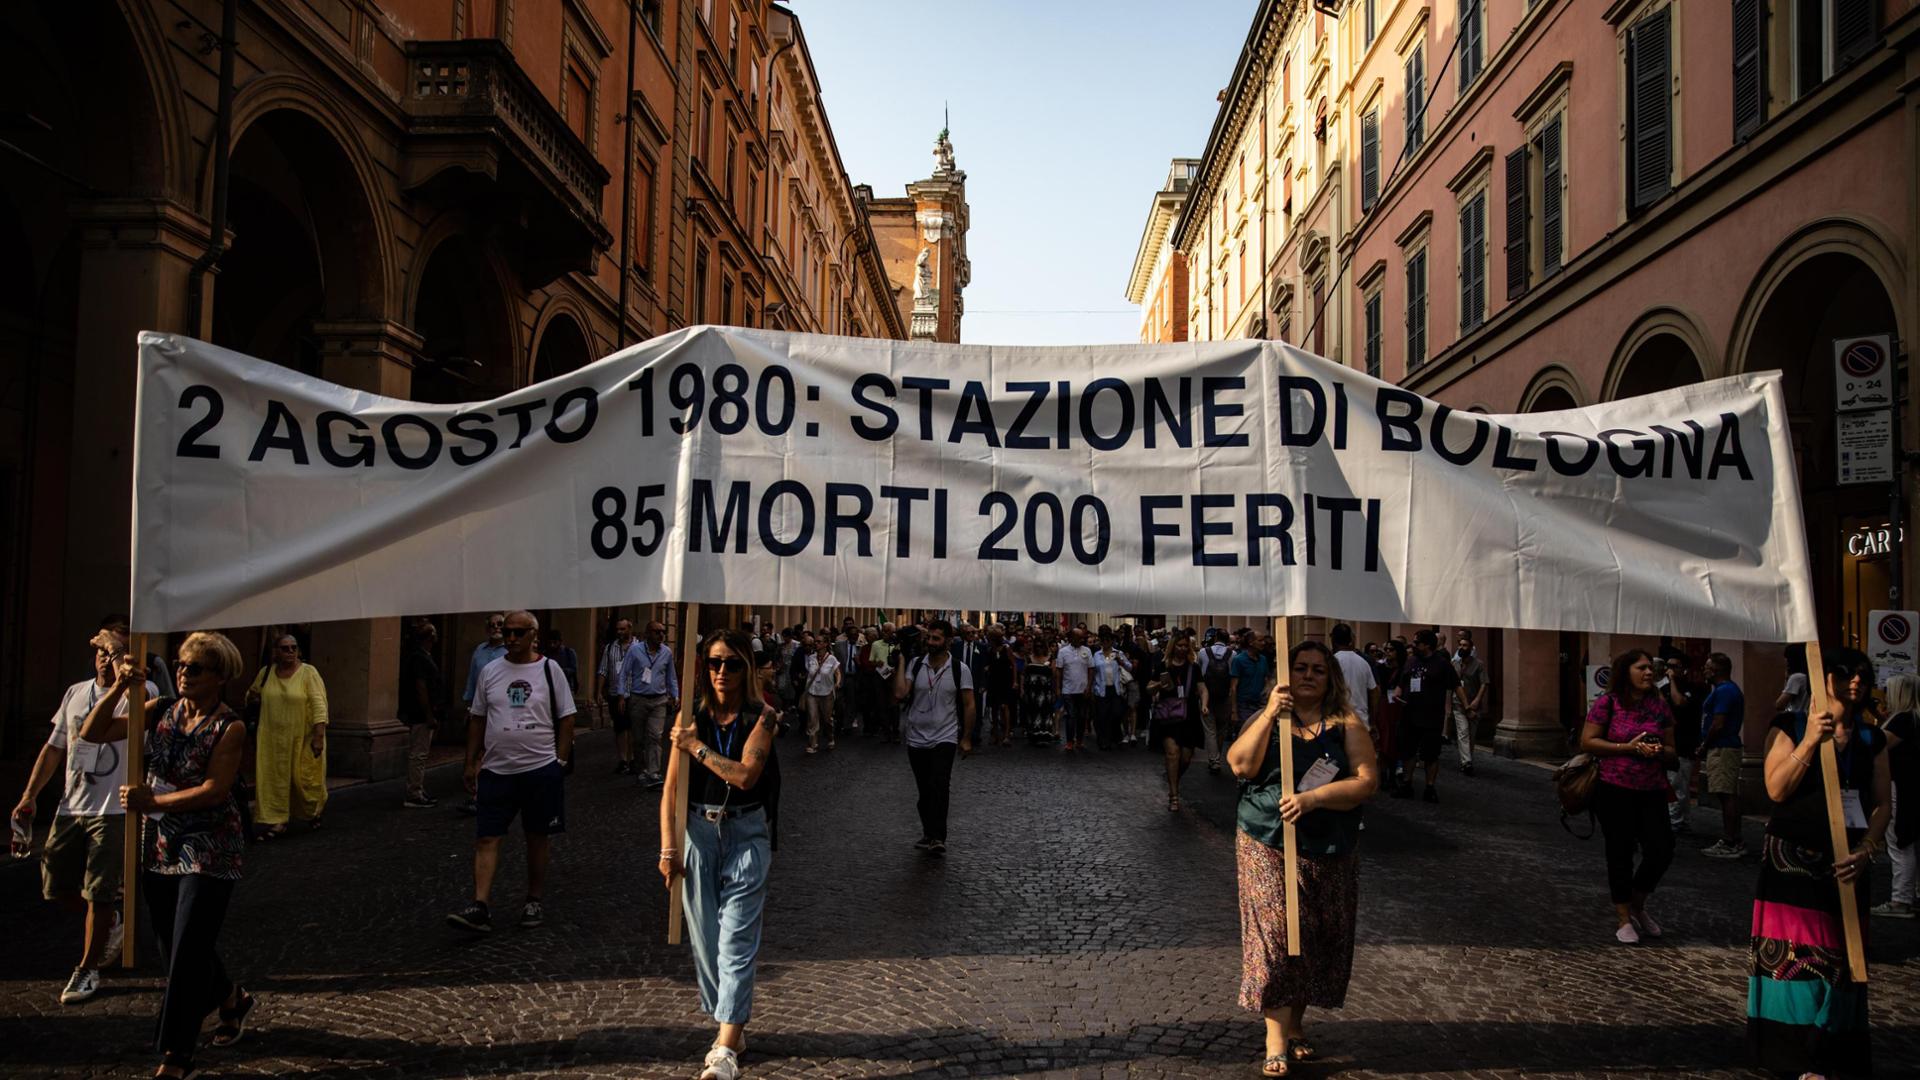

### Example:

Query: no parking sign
xmin=1869 ymin=609 xmax=1919 ymax=682
xmin=1834 ymin=335 xmax=1893 ymax=411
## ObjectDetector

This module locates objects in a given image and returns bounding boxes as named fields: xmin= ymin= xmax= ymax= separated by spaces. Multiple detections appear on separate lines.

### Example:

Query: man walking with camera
xmin=893 ymin=620 xmax=974 ymax=856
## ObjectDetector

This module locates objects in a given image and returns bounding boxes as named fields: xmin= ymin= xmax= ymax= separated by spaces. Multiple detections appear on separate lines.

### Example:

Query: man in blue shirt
xmin=1227 ymin=631 xmax=1273 ymax=750
xmin=622 ymin=619 xmax=680 ymax=790
xmin=1696 ymin=652 xmax=1747 ymax=858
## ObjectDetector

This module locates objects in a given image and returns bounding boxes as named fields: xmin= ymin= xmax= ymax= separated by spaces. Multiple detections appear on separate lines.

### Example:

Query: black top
xmin=1397 ymin=651 xmax=1459 ymax=727
xmin=1668 ymin=682 xmax=1700 ymax=756
xmin=1887 ymin=710 xmax=1917 ymax=846
xmin=1765 ymin=710 xmax=1883 ymax=848
xmin=686 ymin=701 xmax=771 ymax=808
xmin=398 ymin=645 xmax=445 ymax=725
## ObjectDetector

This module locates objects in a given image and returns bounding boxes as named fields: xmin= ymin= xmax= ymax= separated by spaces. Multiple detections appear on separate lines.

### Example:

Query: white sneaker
xmin=1614 ymin=922 xmax=1641 ymax=945
xmin=698 ymin=1044 xmax=740 ymax=1080
xmin=59 ymin=967 xmax=99 ymax=1004
xmin=104 ymin=912 xmax=124 ymax=960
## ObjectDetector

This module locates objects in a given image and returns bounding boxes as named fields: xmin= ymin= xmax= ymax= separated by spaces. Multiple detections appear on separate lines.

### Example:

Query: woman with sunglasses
xmin=661 ymin=629 xmax=780 ymax=1080
xmin=95 ymin=632 xmax=254 ymax=1080
xmin=245 ymin=635 xmax=329 ymax=840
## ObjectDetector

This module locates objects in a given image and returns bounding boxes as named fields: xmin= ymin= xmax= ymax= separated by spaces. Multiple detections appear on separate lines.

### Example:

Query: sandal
xmin=307 ymin=817 xmax=323 ymax=832
xmin=1287 ymin=1036 xmax=1316 ymax=1062
xmin=1168 ymin=795 xmax=1180 ymax=812
xmin=155 ymin=1051 xmax=198 ymax=1079
xmin=258 ymin=827 xmax=286 ymax=842
xmin=209 ymin=987 xmax=255 ymax=1046
xmin=1262 ymin=1053 xmax=1290 ymax=1076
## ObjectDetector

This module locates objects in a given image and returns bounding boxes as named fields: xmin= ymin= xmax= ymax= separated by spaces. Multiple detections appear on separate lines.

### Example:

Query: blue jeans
xmin=682 ymin=805 xmax=772 ymax=1025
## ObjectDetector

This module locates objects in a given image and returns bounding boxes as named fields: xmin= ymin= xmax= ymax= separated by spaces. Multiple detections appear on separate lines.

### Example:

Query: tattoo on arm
xmin=746 ymin=748 xmax=766 ymax=765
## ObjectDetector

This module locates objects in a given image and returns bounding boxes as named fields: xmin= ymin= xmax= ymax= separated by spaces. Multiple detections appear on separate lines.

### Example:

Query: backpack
xmin=1202 ymin=644 xmax=1234 ymax=693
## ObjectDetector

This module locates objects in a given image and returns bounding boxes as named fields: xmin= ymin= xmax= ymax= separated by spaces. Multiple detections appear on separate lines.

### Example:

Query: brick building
xmin=0 ymin=0 xmax=967 ymax=773
xmin=1139 ymin=0 xmax=1919 ymax=762
xmin=1124 ymin=159 xmax=1198 ymax=343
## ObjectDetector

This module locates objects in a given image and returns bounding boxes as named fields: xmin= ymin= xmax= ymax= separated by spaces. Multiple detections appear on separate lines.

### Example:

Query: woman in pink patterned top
xmin=1579 ymin=649 xmax=1677 ymax=945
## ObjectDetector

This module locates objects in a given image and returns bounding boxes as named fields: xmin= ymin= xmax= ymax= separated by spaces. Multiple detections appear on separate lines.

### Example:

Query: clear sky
xmin=791 ymin=0 xmax=1257 ymax=346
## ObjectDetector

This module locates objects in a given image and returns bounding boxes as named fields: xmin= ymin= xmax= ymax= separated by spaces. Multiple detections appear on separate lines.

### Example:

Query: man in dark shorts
xmin=1397 ymin=629 xmax=1463 ymax=804
xmin=447 ymin=609 xmax=577 ymax=934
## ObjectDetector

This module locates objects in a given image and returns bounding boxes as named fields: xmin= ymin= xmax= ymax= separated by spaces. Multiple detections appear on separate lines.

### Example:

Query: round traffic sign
xmin=1879 ymin=613 xmax=1912 ymax=645
xmin=1841 ymin=340 xmax=1886 ymax=379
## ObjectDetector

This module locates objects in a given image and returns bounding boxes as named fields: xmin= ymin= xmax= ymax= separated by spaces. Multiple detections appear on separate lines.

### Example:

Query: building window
xmin=1405 ymin=246 xmax=1428 ymax=368
xmin=561 ymin=53 xmax=596 ymax=149
xmin=1363 ymin=289 xmax=1382 ymax=378
xmin=639 ymin=0 xmax=662 ymax=39
xmin=1360 ymin=108 xmax=1380 ymax=212
xmin=1237 ymin=245 xmax=1247 ymax=307
xmin=1733 ymin=0 xmax=1768 ymax=140
xmin=1795 ymin=0 xmax=1880 ymax=99
xmin=632 ymin=154 xmax=656 ymax=280
xmin=1405 ymin=46 xmax=1426 ymax=154
xmin=698 ymin=90 xmax=714 ymax=165
xmin=724 ymin=126 xmax=737 ymax=201
xmin=1626 ymin=7 xmax=1673 ymax=213
xmin=1504 ymin=147 xmax=1529 ymax=300
xmin=694 ymin=246 xmax=709 ymax=323
xmin=1459 ymin=190 xmax=1487 ymax=332
xmin=1458 ymin=0 xmax=1485 ymax=91
xmin=722 ymin=274 xmax=735 ymax=325
xmin=1310 ymin=273 xmax=1327 ymax=357
xmin=1363 ymin=0 xmax=1377 ymax=50
xmin=1533 ymin=112 xmax=1565 ymax=278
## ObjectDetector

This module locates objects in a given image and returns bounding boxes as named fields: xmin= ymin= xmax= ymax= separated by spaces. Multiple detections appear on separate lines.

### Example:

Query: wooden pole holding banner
xmin=121 ymin=633 xmax=147 ymax=969
xmin=665 ymin=603 xmax=703 ymax=945
xmin=1272 ymin=616 xmax=1300 ymax=957
xmin=1804 ymin=642 xmax=1869 ymax=983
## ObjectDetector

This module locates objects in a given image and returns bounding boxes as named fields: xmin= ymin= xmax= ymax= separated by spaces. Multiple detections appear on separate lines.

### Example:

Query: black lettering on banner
xmin=1331 ymin=382 xmax=1350 ymax=450
xmin=1026 ymin=492 xmax=1065 ymax=564
xmin=628 ymin=366 xmax=656 ymax=437
xmin=759 ymin=480 xmax=814 ymax=557
xmin=1599 ymin=428 xmax=1656 ymax=478
xmin=1142 ymin=378 xmax=1193 ymax=448
xmin=591 ymin=488 xmax=626 ymax=559
xmin=176 ymin=386 xmax=224 ymax=459
xmin=691 ymin=479 xmax=749 ymax=553
xmin=1430 ymin=404 xmax=1490 ymax=465
xmin=978 ymin=492 xmax=1017 ymax=562
xmin=851 ymin=374 xmax=898 ymax=440
xmin=1304 ymin=493 xmax=1317 ymax=566
xmin=1246 ymin=494 xmax=1296 ymax=567
xmin=1140 ymin=496 xmax=1183 ymax=566
xmin=901 ymin=376 xmax=949 ymax=441
xmin=1201 ymin=377 xmax=1249 ymax=448
xmin=1543 ymin=431 xmax=1601 ymax=476
xmin=448 ymin=413 xmax=499 ymax=465
xmin=1318 ymin=496 xmax=1362 ymax=571
xmin=1191 ymin=493 xmax=1237 ymax=567
xmin=1277 ymin=376 xmax=1326 ymax=446
xmin=823 ymin=483 xmax=875 ymax=557
xmin=670 ymin=365 xmax=706 ymax=435
xmin=1708 ymin=412 xmax=1754 ymax=480
xmin=879 ymin=485 xmax=928 ymax=558
xmin=1056 ymin=380 xmax=1073 ymax=450
xmin=631 ymin=483 xmax=667 ymax=555
xmin=317 ymin=410 xmax=375 ymax=468
xmin=1650 ymin=421 xmax=1704 ymax=479
xmin=1005 ymin=382 xmax=1050 ymax=449
xmin=1364 ymin=497 xmax=1382 ymax=572
xmin=710 ymin=364 xmax=750 ymax=434
xmin=1069 ymin=494 xmax=1111 ymax=565
xmin=949 ymin=381 xmax=1001 ymax=446
xmin=499 ymin=400 xmax=545 ymax=449
xmin=933 ymin=488 xmax=948 ymax=559
xmin=1376 ymin=388 xmax=1423 ymax=452
xmin=1492 ymin=424 xmax=1539 ymax=471
xmin=545 ymin=387 xmax=598 ymax=444
xmin=756 ymin=365 xmax=796 ymax=436
xmin=382 ymin=414 xmax=442 ymax=471
xmin=248 ymin=400 xmax=310 ymax=464
xmin=1080 ymin=378 xmax=1134 ymax=452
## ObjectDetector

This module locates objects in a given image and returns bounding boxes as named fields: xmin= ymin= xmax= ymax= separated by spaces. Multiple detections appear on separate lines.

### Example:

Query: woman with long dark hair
xmin=659 ymin=629 xmax=780 ymax=1080
xmin=1579 ymin=649 xmax=1677 ymax=943
xmin=1151 ymin=634 xmax=1207 ymax=811
xmin=1228 ymin=640 xmax=1380 ymax=1076
xmin=1748 ymin=647 xmax=1889 ymax=1078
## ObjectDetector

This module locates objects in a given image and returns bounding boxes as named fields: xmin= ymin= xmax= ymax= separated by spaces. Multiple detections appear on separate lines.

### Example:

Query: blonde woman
xmin=247 ymin=634 xmax=329 ymax=838
xmin=1228 ymin=640 xmax=1380 ymax=1076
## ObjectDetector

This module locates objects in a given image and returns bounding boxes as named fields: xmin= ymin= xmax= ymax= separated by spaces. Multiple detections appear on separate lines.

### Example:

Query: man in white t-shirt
xmin=1330 ymin=623 xmax=1379 ymax=732
xmin=893 ymin=620 xmax=975 ymax=855
xmin=1053 ymin=628 xmax=1094 ymax=750
xmin=447 ymin=610 xmax=577 ymax=936
xmin=10 ymin=627 xmax=157 ymax=1004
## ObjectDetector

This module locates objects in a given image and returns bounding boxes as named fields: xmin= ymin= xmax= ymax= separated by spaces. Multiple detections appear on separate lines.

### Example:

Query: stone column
xmin=1494 ymin=628 xmax=1567 ymax=758
xmin=307 ymin=321 xmax=424 ymax=779
xmin=64 ymin=199 xmax=211 ymax=657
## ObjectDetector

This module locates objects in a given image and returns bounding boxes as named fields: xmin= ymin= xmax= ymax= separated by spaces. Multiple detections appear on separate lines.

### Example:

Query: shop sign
xmin=1869 ymin=609 xmax=1919 ymax=681
xmin=1846 ymin=524 xmax=1903 ymax=558
xmin=1834 ymin=334 xmax=1894 ymax=412
xmin=1837 ymin=409 xmax=1894 ymax=485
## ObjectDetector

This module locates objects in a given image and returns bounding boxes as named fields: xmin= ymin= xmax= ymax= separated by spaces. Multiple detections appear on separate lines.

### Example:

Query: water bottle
xmin=9 ymin=810 xmax=31 ymax=860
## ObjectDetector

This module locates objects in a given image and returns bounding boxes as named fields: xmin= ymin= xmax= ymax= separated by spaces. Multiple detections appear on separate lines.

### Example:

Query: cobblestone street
xmin=4 ymin=729 xmax=1917 ymax=1079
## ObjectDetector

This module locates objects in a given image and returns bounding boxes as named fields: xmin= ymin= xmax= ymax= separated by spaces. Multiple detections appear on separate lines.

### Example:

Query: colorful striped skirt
xmin=1747 ymin=834 xmax=1872 ymax=1078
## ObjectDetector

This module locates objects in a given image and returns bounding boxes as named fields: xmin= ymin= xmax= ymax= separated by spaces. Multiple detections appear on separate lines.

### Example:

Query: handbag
xmin=1554 ymin=697 xmax=1607 ymax=838
xmin=1153 ymin=664 xmax=1195 ymax=724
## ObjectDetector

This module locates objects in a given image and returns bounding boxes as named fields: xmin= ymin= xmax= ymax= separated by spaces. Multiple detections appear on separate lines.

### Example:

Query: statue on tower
xmin=913 ymin=248 xmax=934 ymax=301
xmin=933 ymin=127 xmax=955 ymax=174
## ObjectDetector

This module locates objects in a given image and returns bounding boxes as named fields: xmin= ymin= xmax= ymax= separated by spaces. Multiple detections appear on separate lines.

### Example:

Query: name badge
xmin=1840 ymin=789 xmax=1869 ymax=830
xmin=638 ymin=665 xmax=655 ymax=687
xmin=1409 ymin=676 xmax=1424 ymax=693
xmin=1298 ymin=755 xmax=1340 ymax=793
xmin=70 ymin=739 xmax=102 ymax=774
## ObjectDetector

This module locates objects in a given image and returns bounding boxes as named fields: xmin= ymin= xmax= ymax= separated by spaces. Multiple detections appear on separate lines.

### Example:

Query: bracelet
xmin=658 ymin=848 xmax=678 ymax=857
xmin=1791 ymin=752 xmax=1812 ymax=768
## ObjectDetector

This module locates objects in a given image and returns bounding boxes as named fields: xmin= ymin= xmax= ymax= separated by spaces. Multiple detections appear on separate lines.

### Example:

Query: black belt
xmin=693 ymin=803 xmax=762 ymax=822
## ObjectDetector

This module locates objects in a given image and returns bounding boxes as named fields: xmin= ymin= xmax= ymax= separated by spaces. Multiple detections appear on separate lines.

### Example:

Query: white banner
xmin=131 ymin=328 xmax=1815 ymax=640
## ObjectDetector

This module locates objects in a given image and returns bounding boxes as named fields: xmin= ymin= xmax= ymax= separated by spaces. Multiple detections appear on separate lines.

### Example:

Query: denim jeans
xmin=682 ymin=805 xmax=772 ymax=1025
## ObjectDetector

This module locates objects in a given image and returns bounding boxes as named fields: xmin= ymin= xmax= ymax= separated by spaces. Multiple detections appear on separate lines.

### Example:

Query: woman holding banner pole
xmin=1748 ymin=646 xmax=1887 ymax=1079
xmin=660 ymin=628 xmax=778 ymax=1080
xmin=1579 ymin=650 xmax=1677 ymax=944
xmin=99 ymin=632 xmax=254 ymax=1080
xmin=1229 ymin=640 xmax=1378 ymax=1076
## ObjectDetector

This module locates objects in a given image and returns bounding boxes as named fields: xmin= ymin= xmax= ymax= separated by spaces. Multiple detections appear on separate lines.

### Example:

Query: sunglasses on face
xmin=177 ymin=661 xmax=214 ymax=678
xmin=501 ymin=627 xmax=533 ymax=638
xmin=706 ymin=655 xmax=747 ymax=674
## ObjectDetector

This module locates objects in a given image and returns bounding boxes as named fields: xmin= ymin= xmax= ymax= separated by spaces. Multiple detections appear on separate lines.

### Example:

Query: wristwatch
xmin=696 ymin=745 xmax=709 ymax=763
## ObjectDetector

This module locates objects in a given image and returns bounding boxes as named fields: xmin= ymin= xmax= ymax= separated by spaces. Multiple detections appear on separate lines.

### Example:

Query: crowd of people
xmin=9 ymin=610 xmax=1917 ymax=1080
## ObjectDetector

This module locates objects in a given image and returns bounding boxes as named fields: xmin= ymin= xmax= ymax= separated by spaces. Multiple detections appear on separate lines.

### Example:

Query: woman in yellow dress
xmin=248 ymin=635 xmax=329 ymax=838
